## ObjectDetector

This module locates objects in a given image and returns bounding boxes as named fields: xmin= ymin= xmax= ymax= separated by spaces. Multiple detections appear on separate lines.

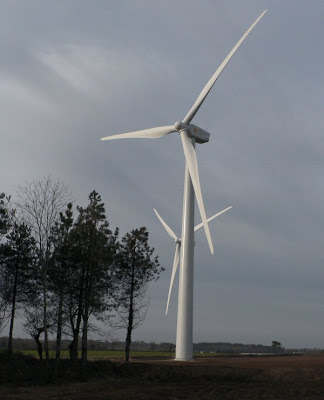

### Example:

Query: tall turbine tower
xmin=101 ymin=10 xmax=267 ymax=360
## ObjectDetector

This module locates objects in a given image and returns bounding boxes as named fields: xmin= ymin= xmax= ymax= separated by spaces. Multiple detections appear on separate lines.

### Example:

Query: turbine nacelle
xmin=174 ymin=121 xmax=210 ymax=144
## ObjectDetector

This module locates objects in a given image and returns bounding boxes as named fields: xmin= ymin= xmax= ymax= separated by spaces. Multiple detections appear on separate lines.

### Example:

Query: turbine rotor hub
xmin=174 ymin=121 xmax=210 ymax=144
xmin=174 ymin=121 xmax=186 ymax=131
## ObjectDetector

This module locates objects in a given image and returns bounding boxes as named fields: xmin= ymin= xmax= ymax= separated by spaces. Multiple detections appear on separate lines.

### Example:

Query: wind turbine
xmin=101 ymin=10 xmax=267 ymax=360
xmin=154 ymin=206 xmax=232 ymax=315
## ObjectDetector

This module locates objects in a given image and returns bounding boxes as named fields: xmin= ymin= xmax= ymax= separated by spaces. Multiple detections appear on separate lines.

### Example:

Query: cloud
xmin=0 ymin=73 xmax=54 ymax=113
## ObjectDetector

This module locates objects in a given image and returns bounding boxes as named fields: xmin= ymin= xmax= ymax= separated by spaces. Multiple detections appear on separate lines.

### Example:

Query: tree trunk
xmin=42 ymin=273 xmax=49 ymax=366
xmin=69 ymin=327 xmax=80 ymax=360
xmin=69 ymin=268 xmax=85 ymax=360
xmin=8 ymin=266 xmax=18 ymax=354
xmin=81 ymin=265 xmax=90 ymax=366
xmin=81 ymin=310 xmax=89 ymax=365
xmin=125 ymin=263 xmax=135 ymax=362
xmin=125 ymin=318 xmax=132 ymax=362
xmin=69 ymin=309 xmax=82 ymax=360
xmin=33 ymin=330 xmax=43 ymax=361
xmin=68 ymin=336 xmax=78 ymax=360
xmin=54 ymin=285 xmax=64 ymax=376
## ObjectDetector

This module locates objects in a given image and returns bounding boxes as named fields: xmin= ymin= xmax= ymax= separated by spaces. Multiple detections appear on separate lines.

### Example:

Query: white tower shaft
xmin=175 ymin=137 xmax=195 ymax=361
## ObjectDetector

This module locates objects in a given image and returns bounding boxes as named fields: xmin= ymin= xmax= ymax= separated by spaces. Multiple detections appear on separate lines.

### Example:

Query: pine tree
xmin=0 ymin=221 xmax=36 ymax=354
xmin=115 ymin=227 xmax=162 ymax=362
xmin=48 ymin=202 xmax=74 ymax=370
xmin=65 ymin=191 xmax=118 ymax=363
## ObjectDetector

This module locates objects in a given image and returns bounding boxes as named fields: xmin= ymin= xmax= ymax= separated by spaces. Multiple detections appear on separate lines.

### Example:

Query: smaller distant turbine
xmin=154 ymin=206 xmax=232 ymax=315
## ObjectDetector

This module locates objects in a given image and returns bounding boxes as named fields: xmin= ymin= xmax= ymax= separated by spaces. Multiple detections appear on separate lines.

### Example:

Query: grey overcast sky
xmin=1 ymin=0 xmax=323 ymax=348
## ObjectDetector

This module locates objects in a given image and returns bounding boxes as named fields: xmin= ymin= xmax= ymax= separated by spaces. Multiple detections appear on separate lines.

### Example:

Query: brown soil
xmin=2 ymin=354 xmax=324 ymax=399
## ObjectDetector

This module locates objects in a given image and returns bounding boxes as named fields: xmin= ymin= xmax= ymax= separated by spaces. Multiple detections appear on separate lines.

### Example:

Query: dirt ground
xmin=2 ymin=354 xmax=324 ymax=399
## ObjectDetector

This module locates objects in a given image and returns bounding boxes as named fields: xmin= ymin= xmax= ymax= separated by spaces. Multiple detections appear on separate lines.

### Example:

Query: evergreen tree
xmin=48 ymin=203 xmax=74 ymax=370
xmin=66 ymin=191 xmax=118 ymax=363
xmin=0 ymin=221 xmax=36 ymax=354
xmin=115 ymin=227 xmax=162 ymax=362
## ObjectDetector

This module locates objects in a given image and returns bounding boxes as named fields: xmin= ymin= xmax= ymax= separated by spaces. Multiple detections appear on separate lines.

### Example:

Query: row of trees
xmin=0 ymin=176 xmax=162 ymax=368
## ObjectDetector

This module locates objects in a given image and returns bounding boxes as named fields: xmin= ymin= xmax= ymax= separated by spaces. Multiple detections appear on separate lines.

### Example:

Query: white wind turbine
xmin=154 ymin=206 xmax=232 ymax=315
xmin=101 ymin=10 xmax=267 ymax=360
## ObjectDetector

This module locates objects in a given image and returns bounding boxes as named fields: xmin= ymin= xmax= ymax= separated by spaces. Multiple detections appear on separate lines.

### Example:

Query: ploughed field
xmin=1 ymin=353 xmax=324 ymax=399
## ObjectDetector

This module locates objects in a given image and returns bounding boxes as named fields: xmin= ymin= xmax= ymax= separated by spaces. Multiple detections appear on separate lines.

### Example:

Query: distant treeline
xmin=0 ymin=337 xmax=290 ymax=354
xmin=193 ymin=342 xmax=283 ymax=354
xmin=0 ymin=337 xmax=174 ymax=352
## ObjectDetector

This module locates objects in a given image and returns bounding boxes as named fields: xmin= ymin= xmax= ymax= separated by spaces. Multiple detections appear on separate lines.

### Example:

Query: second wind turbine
xmin=101 ymin=10 xmax=267 ymax=360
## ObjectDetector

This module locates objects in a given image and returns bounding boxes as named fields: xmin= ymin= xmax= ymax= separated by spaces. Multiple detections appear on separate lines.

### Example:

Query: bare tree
xmin=16 ymin=176 xmax=71 ymax=366
xmin=0 ymin=193 xmax=12 ymax=333
xmin=0 ymin=192 xmax=11 ymax=239
xmin=0 ymin=297 xmax=9 ymax=333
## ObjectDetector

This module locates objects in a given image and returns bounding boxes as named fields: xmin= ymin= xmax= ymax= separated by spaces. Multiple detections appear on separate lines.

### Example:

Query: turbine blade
xmin=194 ymin=206 xmax=232 ymax=232
xmin=180 ymin=131 xmax=214 ymax=254
xmin=166 ymin=242 xmax=180 ymax=315
xmin=183 ymin=10 xmax=267 ymax=124
xmin=154 ymin=209 xmax=178 ymax=241
xmin=101 ymin=125 xmax=176 ymax=141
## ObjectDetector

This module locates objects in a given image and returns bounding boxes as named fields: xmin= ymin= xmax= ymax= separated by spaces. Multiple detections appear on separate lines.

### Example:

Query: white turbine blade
xmin=101 ymin=125 xmax=176 ymax=141
xmin=166 ymin=242 xmax=180 ymax=315
xmin=194 ymin=206 xmax=232 ymax=232
xmin=183 ymin=10 xmax=267 ymax=124
xmin=180 ymin=131 xmax=214 ymax=254
xmin=154 ymin=209 xmax=178 ymax=241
